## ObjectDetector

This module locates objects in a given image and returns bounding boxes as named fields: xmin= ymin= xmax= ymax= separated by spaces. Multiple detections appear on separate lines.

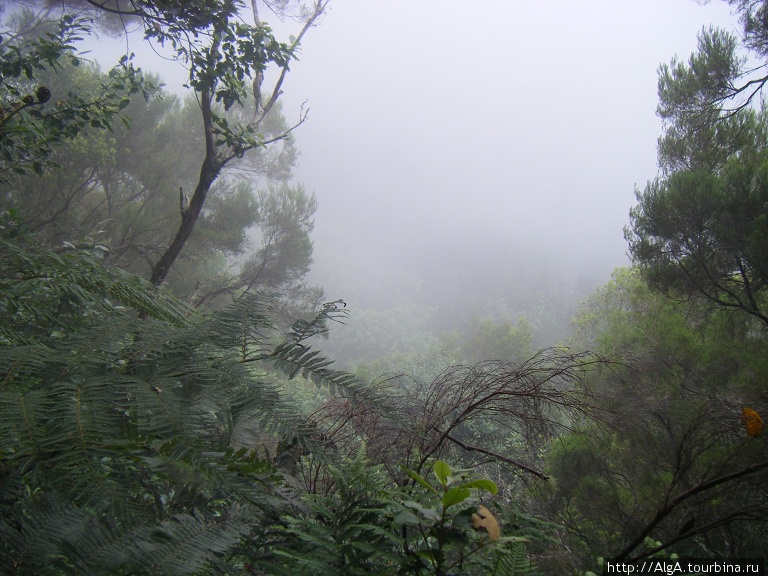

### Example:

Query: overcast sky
xmin=87 ymin=1 xmax=743 ymax=350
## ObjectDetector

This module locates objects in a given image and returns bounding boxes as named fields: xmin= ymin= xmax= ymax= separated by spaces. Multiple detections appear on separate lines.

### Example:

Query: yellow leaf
xmin=471 ymin=505 xmax=500 ymax=541
xmin=742 ymin=407 xmax=763 ymax=438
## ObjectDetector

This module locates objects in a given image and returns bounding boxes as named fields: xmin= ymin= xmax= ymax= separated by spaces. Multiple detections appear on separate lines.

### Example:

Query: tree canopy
xmin=627 ymin=23 xmax=768 ymax=327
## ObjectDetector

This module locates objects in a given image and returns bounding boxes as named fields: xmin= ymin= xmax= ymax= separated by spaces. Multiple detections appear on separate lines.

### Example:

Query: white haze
xmin=82 ymin=1 xmax=741 ymax=364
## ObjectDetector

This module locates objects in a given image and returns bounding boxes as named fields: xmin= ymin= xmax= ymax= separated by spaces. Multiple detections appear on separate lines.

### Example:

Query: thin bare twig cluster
xmin=305 ymin=348 xmax=605 ymax=490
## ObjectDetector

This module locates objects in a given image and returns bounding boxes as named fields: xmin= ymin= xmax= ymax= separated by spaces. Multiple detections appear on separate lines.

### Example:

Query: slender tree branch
xmin=711 ymin=70 xmax=768 ymax=120
xmin=252 ymin=1 xmax=327 ymax=128
xmin=220 ymin=105 xmax=309 ymax=166
xmin=444 ymin=432 xmax=550 ymax=480
xmin=637 ymin=511 xmax=763 ymax=561
xmin=613 ymin=460 xmax=768 ymax=561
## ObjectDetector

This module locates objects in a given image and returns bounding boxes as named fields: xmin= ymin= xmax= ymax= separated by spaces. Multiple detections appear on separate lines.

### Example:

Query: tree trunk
xmin=149 ymin=87 xmax=220 ymax=287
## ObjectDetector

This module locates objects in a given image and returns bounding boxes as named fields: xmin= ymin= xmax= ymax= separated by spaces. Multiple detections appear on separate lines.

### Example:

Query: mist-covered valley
xmin=76 ymin=1 xmax=743 ymax=370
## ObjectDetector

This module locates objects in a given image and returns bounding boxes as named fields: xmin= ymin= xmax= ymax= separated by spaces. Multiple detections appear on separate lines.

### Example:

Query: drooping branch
xmin=676 ymin=250 xmax=768 ymax=327
xmin=307 ymin=349 xmax=605 ymax=487
xmin=638 ymin=511 xmax=762 ymax=561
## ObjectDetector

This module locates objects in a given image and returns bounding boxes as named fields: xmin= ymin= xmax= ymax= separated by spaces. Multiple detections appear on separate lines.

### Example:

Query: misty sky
xmin=84 ymin=1 xmax=742 ymax=353
xmin=278 ymin=1 xmax=738 ymax=289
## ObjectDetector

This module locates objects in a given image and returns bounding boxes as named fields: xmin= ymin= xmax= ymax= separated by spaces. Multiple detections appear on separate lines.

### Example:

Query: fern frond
xmin=0 ymin=240 xmax=379 ymax=574
xmin=0 ymin=239 xmax=190 ymax=330
xmin=491 ymin=541 xmax=540 ymax=576
xmin=288 ymin=299 xmax=348 ymax=344
xmin=260 ymin=449 xmax=400 ymax=575
xmin=92 ymin=507 xmax=254 ymax=575
xmin=0 ymin=492 xmax=100 ymax=575
xmin=266 ymin=339 xmax=368 ymax=398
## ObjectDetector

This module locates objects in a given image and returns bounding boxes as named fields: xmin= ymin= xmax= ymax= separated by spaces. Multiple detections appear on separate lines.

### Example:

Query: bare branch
xmin=614 ymin=459 xmax=768 ymax=562
xmin=712 ymin=69 xmax=768 ymax=120
xmin=444 ymin=432 xmax=550 ymax=480
xmin=307 ymin=349 xmax=605 ymax=486
xmin=251 ymin=0 xmax=328 ymax=128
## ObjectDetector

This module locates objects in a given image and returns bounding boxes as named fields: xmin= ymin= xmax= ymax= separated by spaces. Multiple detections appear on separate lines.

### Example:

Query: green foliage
xmin=0 ymin=11 xmax=154 ymax=182
xmin=262 ymin=455 xmax=537 ymax=576
xmin=123 ymin=0 xmax=295 ymax=167
xmin=444 ymin=316 xmax=534 ymax=365
xmin=269 ymin=318 xmax=370 ymax=399
xmin=2 ymin=55 xmax=314 ymax=306
xmin=0 ymin=3 xmax=571 ymax=576
xmin=0 ymin=12 xmax=334 ymax=571
xmin=262 ymin=448 xmax=399 ymax=575
xmin=0 ymin=1 xmax=323 ymax=291
xmin=237 ymin=183 xmax=318 ymax=295
xmin=627 ymin=150 xmax=768 ymax=326
xmin=550 ymin=266 xmax=768 ymax=567
xmin=396 ymin=460 xmax=532 ymax=576
xmin=0 ymin=230 xmax=369 ymax=574
xmin=571 ymin=267 xmax=694 ymax=358
xmin=655 ymin=27 xmax=750 ymax=174
xmin=628 ymin=23 xmax=768 ymax=327
xmin=188 ymin=19 xmax=291 ymax=116
xmin=731 ymin=0 xmax=768 ymax=58
xmin=0 ymin=238 xmax=186 ymax=339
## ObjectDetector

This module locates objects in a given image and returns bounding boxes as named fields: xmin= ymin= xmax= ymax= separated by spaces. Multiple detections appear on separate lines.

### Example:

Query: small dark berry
xmin=36 ymin=86 xmax=51 ymax=103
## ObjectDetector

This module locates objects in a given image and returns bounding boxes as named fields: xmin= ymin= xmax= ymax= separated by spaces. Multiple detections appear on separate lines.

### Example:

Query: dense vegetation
xmin=0 ymin=1 xmax=766 ymax=574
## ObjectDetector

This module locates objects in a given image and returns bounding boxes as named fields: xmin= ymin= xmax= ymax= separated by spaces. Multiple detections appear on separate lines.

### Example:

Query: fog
xmin=89 ymin=1 xmax=740 ymax=365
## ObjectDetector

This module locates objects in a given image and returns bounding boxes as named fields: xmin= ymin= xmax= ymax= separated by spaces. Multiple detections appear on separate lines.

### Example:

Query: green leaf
xmin=393 ymin=510 xmax=421 ymax=526
xmin=442 ymin=486 xmax=470 ymax=509
xmin=416 ymin=549 xmax=438 ymax=561
xmin=442 ymin=528 xmax=469 ymax=547
xmin=433 ymin=460 xmax=451 ymax=487
xmin=404 ymin=501 xmax=440 ymax=522
xmin=456 ymin=478 xmax=498 ymax=495
xmin=407 ymin=469 xmax=437 ymax=494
